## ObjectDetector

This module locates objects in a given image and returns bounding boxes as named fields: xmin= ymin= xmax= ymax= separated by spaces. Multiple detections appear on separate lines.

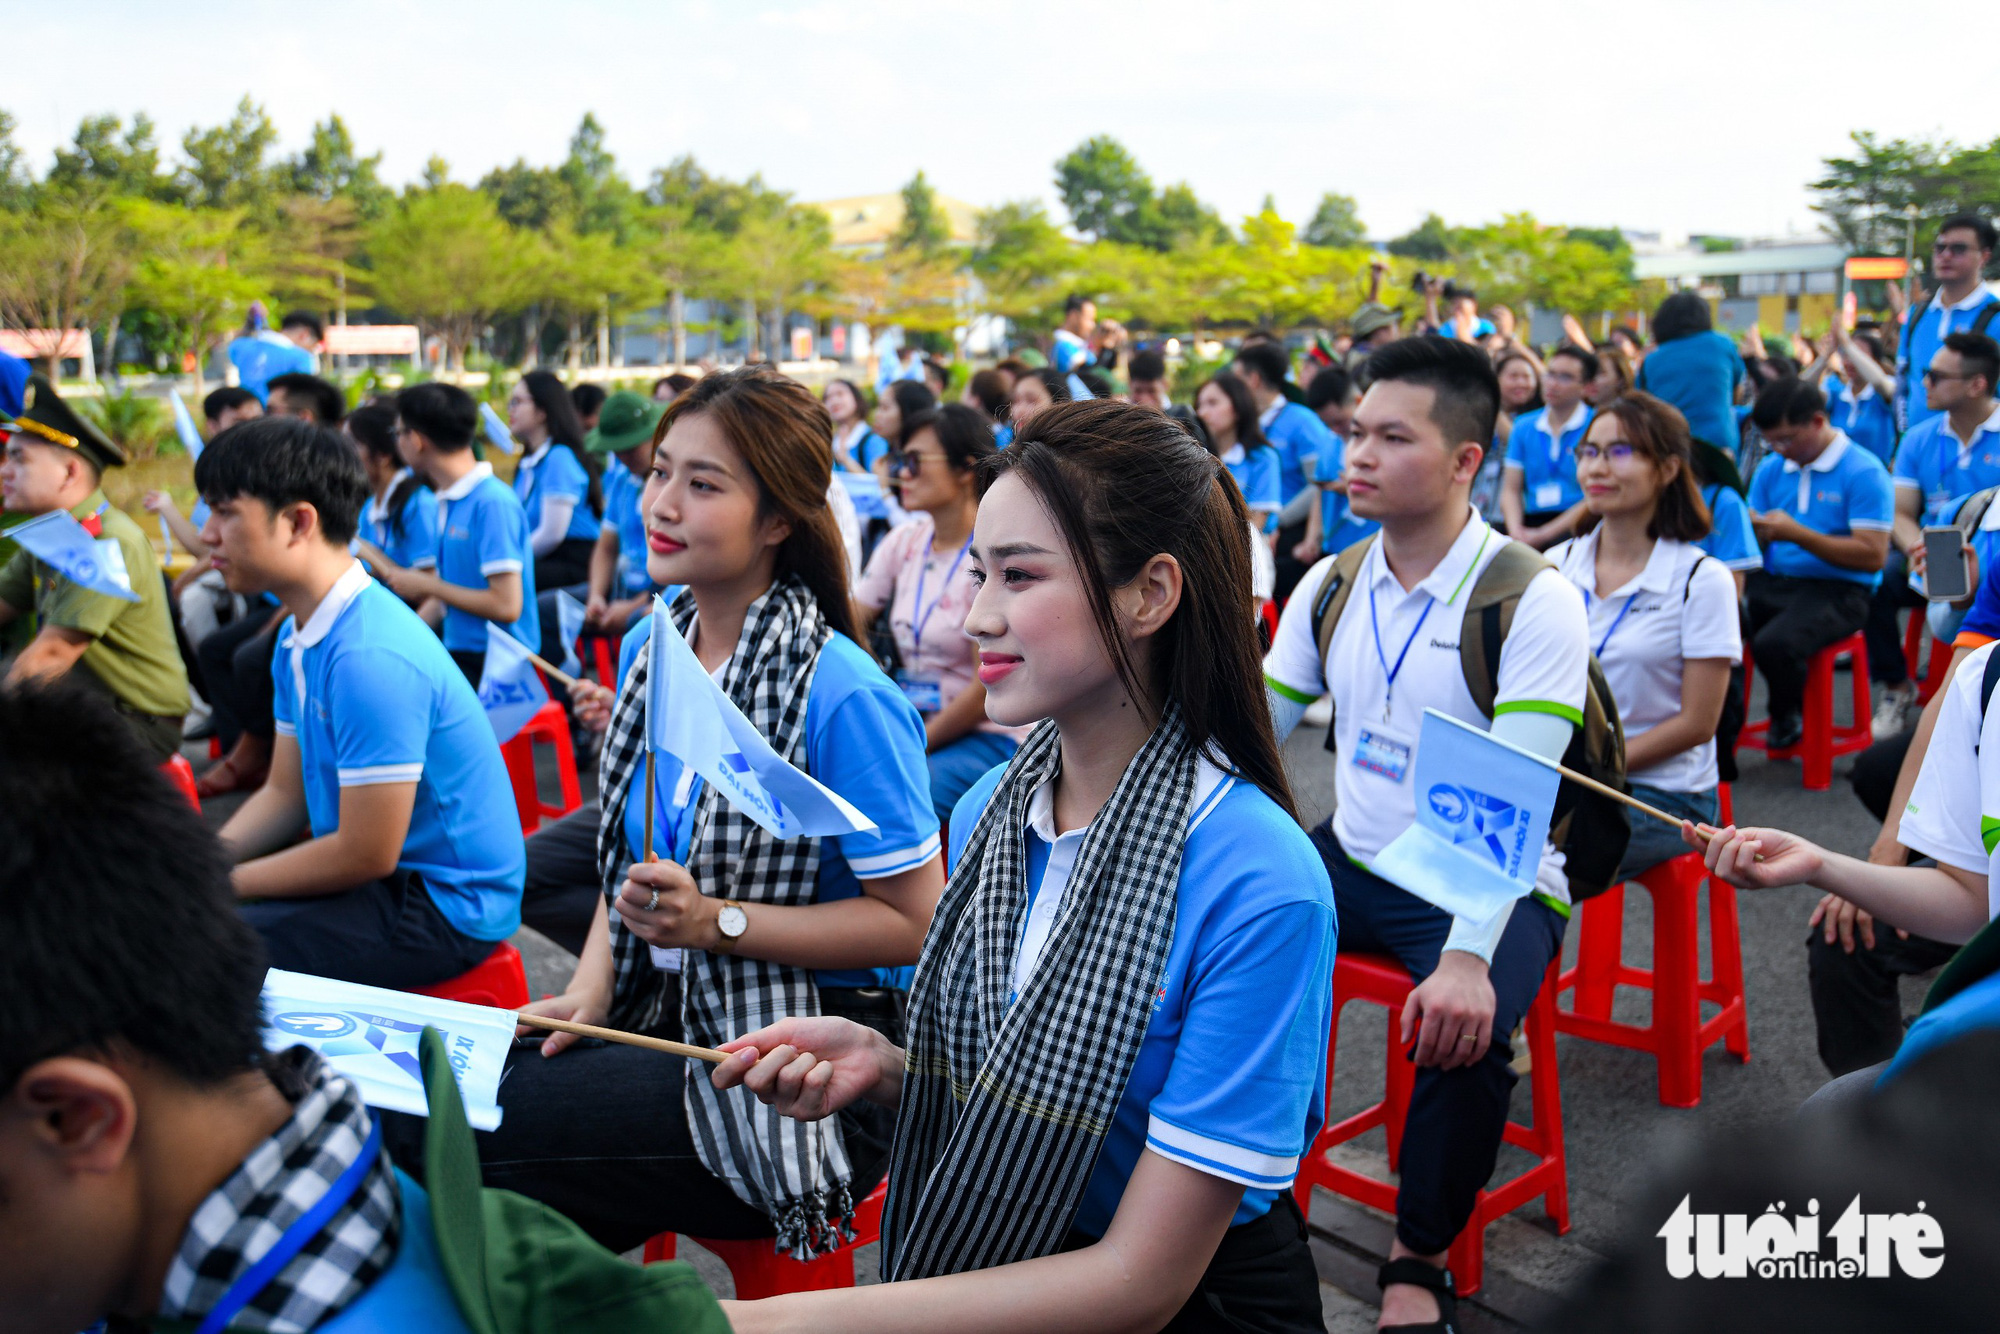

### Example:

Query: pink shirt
xmin=855 ymin=516 xmax=1027 ymax=740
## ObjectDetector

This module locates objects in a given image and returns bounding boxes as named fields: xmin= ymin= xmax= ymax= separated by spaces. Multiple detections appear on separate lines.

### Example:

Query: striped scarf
xmin=595 ymin=576 xmax=855 ymax=1258
xmin=881 ymin=705 xmax=1195 ymax=1278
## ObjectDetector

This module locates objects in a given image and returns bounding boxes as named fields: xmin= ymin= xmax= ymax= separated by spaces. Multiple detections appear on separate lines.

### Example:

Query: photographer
xmin=1422 ymin=276 xmax=1494 ymax=342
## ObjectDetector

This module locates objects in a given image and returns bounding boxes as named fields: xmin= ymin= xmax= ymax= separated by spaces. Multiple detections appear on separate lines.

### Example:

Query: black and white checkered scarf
xmin=157 ymin=1047 xmax=399 ymax=1332
xmin=881 ymin=704 xmax=1196 ymax=1279
xmin=595 ymin=575 xmax=855 ymax=1258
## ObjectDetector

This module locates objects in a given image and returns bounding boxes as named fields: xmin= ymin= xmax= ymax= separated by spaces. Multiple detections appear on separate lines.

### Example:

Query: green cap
xmin=584 ymin=391 xmax=665 ymax=455
xmin=5 ymin=376 xmax=126 ymax=471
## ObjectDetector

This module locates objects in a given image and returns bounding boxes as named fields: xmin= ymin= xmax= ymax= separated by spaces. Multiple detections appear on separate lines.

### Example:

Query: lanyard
xmin=1367 ymin=582 xmax=1434 ymax=721
xmin=652 ymin=760 xmax=703 ymax=863
xmin=910 ymin=534 xmax=973 ymax=648
xmin=1585 ymin=590 xmax=1638 ymax=658
xmin=193 ymin=1118 xmax=382 ymax=1334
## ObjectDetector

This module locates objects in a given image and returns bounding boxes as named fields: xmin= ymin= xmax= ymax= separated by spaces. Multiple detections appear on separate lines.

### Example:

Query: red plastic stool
xmin=643 ymin=1178 xmax=888 ymax=1298
xmin=1738 ymin=632 xmax=1870 ymax=790
xmin=1292 ymin=953 xmax=1567 ymax=1297
xmin=410 ymin=942 xmax=530 ymax=1010
xmin=1554 ymin=853 xmax=1749 ymax=1107
xmin=160 ymin=754 xmax=202 ymax=810
xmin=583 ymin=635 xmax=618 ymax=686
xmin=1903 ymin=612 xmax=1952 ymax=705
xmin=499 ymin=701 xmax=582 ymax=833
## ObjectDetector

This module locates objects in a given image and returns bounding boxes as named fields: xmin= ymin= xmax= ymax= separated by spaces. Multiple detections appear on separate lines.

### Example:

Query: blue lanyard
xmin=1368 ymin=583 xmax=1434 ymax=720
xmin=1585 ymin=591 xmax=1638 ymax=658
xmin=910 ymin=535 xmax=973 ymax=648
xmin=193 ymin=1118 xmax=382 ymax=1334
xmin=651 ymin=760 xmax=702 ymax=863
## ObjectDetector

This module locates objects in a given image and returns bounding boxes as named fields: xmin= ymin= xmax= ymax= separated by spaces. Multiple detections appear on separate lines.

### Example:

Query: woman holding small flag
xmin=713 ymin=400 xmax=1336 ymax=1332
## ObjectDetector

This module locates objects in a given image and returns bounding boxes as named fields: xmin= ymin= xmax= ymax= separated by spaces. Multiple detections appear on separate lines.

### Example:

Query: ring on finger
xmin=646 ymin=888 xmax=660 ymax=912
xmin=1458 ymin=1033 xmax=1477 ymax=1045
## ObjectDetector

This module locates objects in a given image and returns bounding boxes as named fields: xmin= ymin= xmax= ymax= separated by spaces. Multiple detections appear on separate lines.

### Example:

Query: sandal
xmin=1376 ymin=1257 xmax=1458 ymax=1333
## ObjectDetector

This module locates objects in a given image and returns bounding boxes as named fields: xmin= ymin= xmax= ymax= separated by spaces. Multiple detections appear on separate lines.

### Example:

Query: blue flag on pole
xmin=1370 ymin=708 xmax=1560 ymax=926
xmin=479 ymin=401 xmax=522 ymax=456
xmin=262 ymin=968 xmax=514 ymax=1130
xmin=645 ymin=595 xmax=877 ymax=839
xmin=169 ymin=392 xmax=205 ymax=460
xmin=476 ymin=620 xmax=549 ymax=743
xmin=555 ymin=589 xmax=586 ymax=678
xmin=7 ymin=510 xmax=140 ymax=601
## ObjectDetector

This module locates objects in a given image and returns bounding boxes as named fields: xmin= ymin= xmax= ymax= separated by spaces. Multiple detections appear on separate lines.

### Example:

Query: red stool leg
xmin=499 ymin=732 xmax=541 ymax=832
xmin=1567 ymin=887 xmax=1624 ymax=1020
xmin=642 ymin=1233 xmax=677 ymax=1262
xmin=1644 ymin=861 xmax=1703 ymax=1108
xmin=1529 ymin=962 xmax=1570 ymax=1235
xmin=1717 ymin=782 xmax=1733 ymax=827
xmin=1799 ymin=645 xmax=1834 ymax=790
xmin=1448 ymin=1225 xmax=1484 ymax=1300
xmin=1707 ymin=878 xmax=1751 ymax=1061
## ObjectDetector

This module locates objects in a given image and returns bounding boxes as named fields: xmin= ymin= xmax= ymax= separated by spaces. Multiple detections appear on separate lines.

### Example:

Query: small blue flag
xmin=834 ymin=469 xmax=890 ymax=521
xmin=476 ymin=621 xmax=549 ymax=743
xmin=555 ymin=589 xmax=586 ymax=678
xmin=7 ymin=510 xmax=139 ymax=601
xmin=644 ymin=595 xmax=877 ymax=839
xmin=1370 ymin=708 xmax=1561 ymax=926
xmin=479 ymin=401 xmax=522 ymax=456
xmin=169 ymin=392 xmax=205 ymax=460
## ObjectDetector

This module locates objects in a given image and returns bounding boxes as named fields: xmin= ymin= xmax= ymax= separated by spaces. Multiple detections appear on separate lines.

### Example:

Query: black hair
xmin=570 ymin=382 xmax=608 ymax=419
xmin=1941 ymin=331 xmax=2000 ymax=397
xmin=202 ymin=386 xmax=260 ymax=423
xmin=0 ymin=681 xmax=267 ymax=1094
xmin=397 ymin=381 xmax=479 ymax=451
xmin=1651 ymin=292 xmax=1714 ymax=343
xmin=519 ymin=369 xmax=602 ymax=517
xmin=1938 ymin=213 xmax=1999 ymax=253
xmin=1548 ymin=343 xmax=1602 ymax=384
xmin=279 ymin=310 xmax=325 ymax=342
xmin=1128 ymin=349 xmax=1167 ymax=383
xmin=1576 ymin=392 xmax=1711 ymax=543
xmin=1197 ymin=371 xmax=1271 ymax=452
xmin=902 ymin=402 xmax=1000 ymax=474
xmin=884 ymin=380 xmax=938 ymax=447
xmin=196 ymin=414 xmax=368 ymax=545
xmin=1074 ymin=367 xmax=1114 ymax=400
xmin=965 ymin=369 xmax=1010 ymax=421
xmin=922 ymin=359 xmax=949 ymax=394
xmin=1750 ymin=377 xmax=1828 ymax=430
xmin=1064 ymin=292 xmax=1093 ymax=315
xmin=653 ymin=373 xmax=697 ymax=400
xmin=1851 ymin=330 xmax=1887 ymax=365
xmin=823 ymin=377 xmax=873 ymax=423
xmin=346 ymin=401 xmax=421 ymax=542
xmin=1362 ymin=336 xmax=1502 ymax=448
xmin=1231 ymin=341 xmax=1291 ymax=391
xmin=1304 ymin=362 xmax=1355 ymax=411
xmin=265 ymin=372 xmax=345 ymax=426
xmin=1019 ymin=367 xmax=1074 ymax=411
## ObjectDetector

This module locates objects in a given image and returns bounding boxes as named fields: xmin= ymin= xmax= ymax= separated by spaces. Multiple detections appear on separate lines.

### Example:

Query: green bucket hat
xmin=584 ymin=391 xmax=665 ymax=454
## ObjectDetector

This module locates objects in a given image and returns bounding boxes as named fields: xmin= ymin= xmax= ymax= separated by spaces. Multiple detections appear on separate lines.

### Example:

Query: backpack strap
xmin=1459 ymin=539 xmax=1551 ymax=718
xmin=1310 ymin=537 xmax=1375 ymax=750
xmin=1974 ymin=302 xmax=2000 ymax=339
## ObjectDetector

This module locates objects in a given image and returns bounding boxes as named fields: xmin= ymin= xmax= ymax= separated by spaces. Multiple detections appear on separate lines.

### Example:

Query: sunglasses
xmin=1922 ymin=368 xmax=1971 ymax=383
xmin=887 ymin=449 xmax=948 ymax=478
xmin=1934 ymin=241 xmax=1978 ymax=257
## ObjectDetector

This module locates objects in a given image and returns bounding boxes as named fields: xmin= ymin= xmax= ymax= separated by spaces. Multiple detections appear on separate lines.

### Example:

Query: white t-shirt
xmin=1899 ymin=640 xmax=2000 ymax=919
xmin=1548 ymin=532 xmax=1741 ymax=793
xmin=1264 ymin=507 xmax=1591 ymax=905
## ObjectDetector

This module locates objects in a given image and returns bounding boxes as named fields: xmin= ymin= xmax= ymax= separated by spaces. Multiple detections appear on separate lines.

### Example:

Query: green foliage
xmin=368 ymin=185 xmax=531 ymax=369
xmin=284 ymin=116 xmax=391 ymax=218
xmin=0 ymin=110 xmax=30 ymax=210
xmin=893 ymin=170 xmax=949 ymax=255
xmin=1812 ymin=131 xmax=2000 ymax=273
xmin=178 ymin=96 xmax=278 ymax=210
xmin=81 ymin=390 xmax=170 ymax=459
xmin=48 ymin=113 xmax=171 ymax=200
xmin=1303 ymin=192 xmax=1366 ymax=249
xmin=1386 ymin=213 xmax=1453 ymax=261
xmin=1052 ymin=135 xmax=1227 ymax=252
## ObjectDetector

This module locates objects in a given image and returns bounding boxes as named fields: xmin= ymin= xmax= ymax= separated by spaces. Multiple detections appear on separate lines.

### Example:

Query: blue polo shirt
xmin=1698 ymin=484 xmax=1762 ymax=572
xmin=615 ymin=616 xmax=940 ymax=989
xmin=1892 ymin=406 xmax=2000 ymax=524
xmin=226 ymin=332 xmax=315 ymax=405
xmin=1636 ymin=331 xmax=1744 ymax=453
xmin=360 ymin=471 xmax=438 ymax=573
xmin=1316 ymin=433 xmax=1379 ymax=554
xmin=514 ymin=441 xmax=599 ymax=543
xmin=1954 ymin=519 xmax=2000 ymax=641
xmin=1503 ymin=404 xmax=1594 ymax=513
xmin=1827 ymin=377 xmax=1898 ymax=465
xmin=1262 ymin=400 xmax=1334 ymax=502
xmin=435 ymin=463 xmax=539 ymax=653
xmin=950 ymin=759 xmax=1335 ymax=1236
xmin=1746 ymin=434 xmax=1895 ymax=587
xmin=1052 ymin=329 xmax=1092 ymax=373
xmin=271 ymin=564 xmax=525 ymax=940
xmin=600 ymin=459 xmax=655 ymax=595
xmin=1223 ymin=443 xmax=1281 ymax=529
xmin=1898 ymin=288 xmax=2000 ymax=431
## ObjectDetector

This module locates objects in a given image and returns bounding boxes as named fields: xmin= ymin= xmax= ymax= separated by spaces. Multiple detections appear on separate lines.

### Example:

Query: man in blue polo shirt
xmin=1051 ymin=293 xmax=1097 ymax=373
xmin=1500 ymin=344 xmax=1597 ymax=549
xmin=1897 ymin=214 xmax=2000 ymax=433
xmin=357 ymin=382 xmax=539 ymax=686
xmin=195 ymin=415 xmax=524 ymax=988
xmin=1745 ymin=379 xmax=1895 ymax=750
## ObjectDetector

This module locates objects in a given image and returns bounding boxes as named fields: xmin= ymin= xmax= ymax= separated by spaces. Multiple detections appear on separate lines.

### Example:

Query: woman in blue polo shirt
xmin=347 ymin=402 xmax=437 ymax=589
xmin=508 ymin=369 xmax=604 ymax=591
xmin=713 ymin=400 xmax=1336 ymax=1332
xmin=824 ymin=378 xmax=887 ymax=473
xmin=475 ymin=367 xmax=944 ymax=1258
xmin=1194 ymin=371 xmax=1282 ymax=529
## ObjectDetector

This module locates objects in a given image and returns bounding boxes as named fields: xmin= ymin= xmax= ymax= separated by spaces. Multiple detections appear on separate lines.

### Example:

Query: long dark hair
xmin=519 ymin=369 xmax=603 ymax=518
xmin=983 ymin=399 xmax=1298 ymax=821
xmin=346 ymin=401 xmax=422 ymax=542
xmin=656 ymin=366 xmax=858 ymax=643
xmin=1573 ymin=391 xmax=1712 ymax=542
xmin=883 ymin=380 xmax=937 ymax=448
xmin=1196 ymin=371 xmax=1271 ymax=453
xmin=902 ymin=402 xmax=1000 ymax=474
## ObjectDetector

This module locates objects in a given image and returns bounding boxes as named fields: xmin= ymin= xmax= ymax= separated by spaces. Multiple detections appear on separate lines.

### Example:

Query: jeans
xmin=1312 ymin=825 xmax=1568 ymax=1256
xmin=240 ymin=868 xmax=495 ymax=990
xmin=1614 ymin=784 xmax=1716 ymax=882
xmin=926 ymin=730 xmax=1017 ymax=827
xmin=1744 ymin=572 xmax=1871 ymax=722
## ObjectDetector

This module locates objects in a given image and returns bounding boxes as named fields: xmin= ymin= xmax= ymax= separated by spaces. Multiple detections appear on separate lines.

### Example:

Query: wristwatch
xmin=713 ymin=900 xmax=748 ymax=954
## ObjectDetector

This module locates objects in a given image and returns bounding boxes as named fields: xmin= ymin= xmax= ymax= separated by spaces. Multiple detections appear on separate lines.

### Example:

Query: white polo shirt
xmin=1899 ymin=640 xmax=2000 ymax=918
xmin=1548 ymin=531 xmax=1741 ymax=794
xmin=1265 ymin=507 xmax=1590 ymax=905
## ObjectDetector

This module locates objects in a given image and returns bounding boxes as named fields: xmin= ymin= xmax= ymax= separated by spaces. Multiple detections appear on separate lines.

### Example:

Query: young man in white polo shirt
xmin=1264 ymin=337 xmax=1590 ymax=1329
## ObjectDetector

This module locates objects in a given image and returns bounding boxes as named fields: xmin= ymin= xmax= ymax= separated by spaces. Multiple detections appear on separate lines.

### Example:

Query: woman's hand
xmin=1687 ymin=822 xmax=1825 ymax=890
xmin=613 ymin=859 xmax=717 ymax=948
xmin=712 ymin=1016 xmax=903 ymax=1120
xmin=141 ymin=490 xmax=180 ymax=519
xmin=517 ymin=987 xmax=611 ymax=1057
xmin=569 ymin=678 xmax=615 ymax=733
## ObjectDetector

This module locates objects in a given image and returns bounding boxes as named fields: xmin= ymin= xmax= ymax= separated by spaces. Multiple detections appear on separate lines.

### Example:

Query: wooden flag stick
xmin=524 ymin=649 xmax=580 ymax=690
xmin=514 ymin=1011 xmax=727 ymax=1063
xmin=1552 ymin=761 xmax=1688 ymax=831
xmin=641 ymin=747 xmax=657 ymax=864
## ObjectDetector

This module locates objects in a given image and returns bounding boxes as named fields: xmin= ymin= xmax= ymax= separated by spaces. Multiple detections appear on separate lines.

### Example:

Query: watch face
xmin=718 ymin=904 xmax=748 ymax=939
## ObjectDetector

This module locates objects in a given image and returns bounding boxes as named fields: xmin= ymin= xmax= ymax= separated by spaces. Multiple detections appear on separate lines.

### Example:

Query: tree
xmin=1450 ymin=213 xmax=1633 ymax=316
xmin=1386 ymin=212 xmax=1454 ymax=261
xmin=368 ymin=185 xmax=530 ymax=371
xmin=1811 ymin=131 xmax=2000 ymax=270
xmin=1303 ymin=191 xmax=1366 ymax=249
xmin=558 ymin=113 xmax=636 ymax=239
xmin=48 ymin=113 xmax=170 ymax=200
xmin=284 ymin=116 xmax=391 ymax=218
xmin=1054 ymin=135 xmax=1154 ymax=244
xmin=122 ymin=200 xmax=267 ymax=392
xmin=1149 ymin=182 xmax=1230 ymax=250
xmin=643 ymin=198 xmax=729 ymax=368
xmin=971 ymin=199 xmax=1074 ymax=330
xmin=0 ymin=110 xmax=31 ymax=210
xmin=0 ymin=191 xmax=135 ymax=375
xmin=892 ymin=170 xmax=949 ymax=256
xmin=178 ymin=96 xmax=278 ymax=211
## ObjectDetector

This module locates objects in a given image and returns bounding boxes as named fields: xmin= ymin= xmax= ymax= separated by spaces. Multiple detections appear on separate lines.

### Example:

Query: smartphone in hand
xmin=1922 ymin=526 xmax=1972 ymax=601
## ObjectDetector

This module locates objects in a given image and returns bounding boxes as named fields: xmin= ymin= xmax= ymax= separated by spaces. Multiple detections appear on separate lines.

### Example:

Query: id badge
xmin=1533 ymin=481 xmax=1564 ymax=511
xmin=897 ymin=673 xmax=943 ymax=713
xmin=1352 ymin=726 xmax=1413 ymax=783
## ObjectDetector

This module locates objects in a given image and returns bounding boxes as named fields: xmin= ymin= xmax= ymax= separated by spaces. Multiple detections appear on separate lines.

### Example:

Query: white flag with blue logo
xmin=1371 ymin=708 xmax=1560 ymax=926
xmin=261 ymin=968 xmax=514 ymax=1130
xmin=645 ymin=594 xmax=877 ymax=839
xmin=555 ymin=588 xmax=586 ymax=678
xmin=7 ymin=510 xmax=139 ymax=601
xmin=479 ymin=401 xmax=522 ymax=456
xmin=477 ymin=621 xmax=549 ymax=743
xmin=169 ymin=391 xmax=205 ymax=460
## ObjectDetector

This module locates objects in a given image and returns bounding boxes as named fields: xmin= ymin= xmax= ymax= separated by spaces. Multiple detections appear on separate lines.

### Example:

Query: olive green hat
xmin=584 ymin=391 xmax=665 ymax=454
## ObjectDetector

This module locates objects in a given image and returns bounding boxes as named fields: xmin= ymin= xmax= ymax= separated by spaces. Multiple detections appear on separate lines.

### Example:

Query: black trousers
xmin=450 ymin=648 xmax=484 ymax=688
xmin=1062 ymin=1192 xmax=1323 ymax=1333
xmin=239 ymin=868 xmax=495 ymax=990
xmin=1273 ymin=519 xmax=1312 ymax=606
xmin=533 ymin=537 xmax=596 ymax=596
xmin=1744 ymin=571 xmax=1872 ymax=722
xmin=521 ymin=801 xmax=605 ymax=956
xmin=1863 ymin=549 xmax=1927 ymax=687
xmin=198 ymin=605 xmax=282 ymax=749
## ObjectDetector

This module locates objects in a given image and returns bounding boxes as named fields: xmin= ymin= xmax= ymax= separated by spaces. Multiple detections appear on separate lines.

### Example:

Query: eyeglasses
xmin=1573 ymin=442 xmax=1638 ymax=464
xmin=1934 ymin=241 xmax=1977 ymax=257
xmin=1542 ymin=370 xmax=1581 ymax=385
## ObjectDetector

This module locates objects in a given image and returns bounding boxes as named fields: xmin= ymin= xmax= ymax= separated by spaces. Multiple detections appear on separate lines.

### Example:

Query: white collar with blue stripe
xmin=1025 ymin=753 xmax=1235 ymax=845
xmin=1780 ymin=430 xmax=1853 ymax=475
xmin=434 ymin=459 xmax=495 ymax=502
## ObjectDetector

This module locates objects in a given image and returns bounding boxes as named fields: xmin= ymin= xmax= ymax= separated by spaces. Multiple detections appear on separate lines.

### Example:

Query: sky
xmin=10 ymin=0 xmax=2000 ymax=244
